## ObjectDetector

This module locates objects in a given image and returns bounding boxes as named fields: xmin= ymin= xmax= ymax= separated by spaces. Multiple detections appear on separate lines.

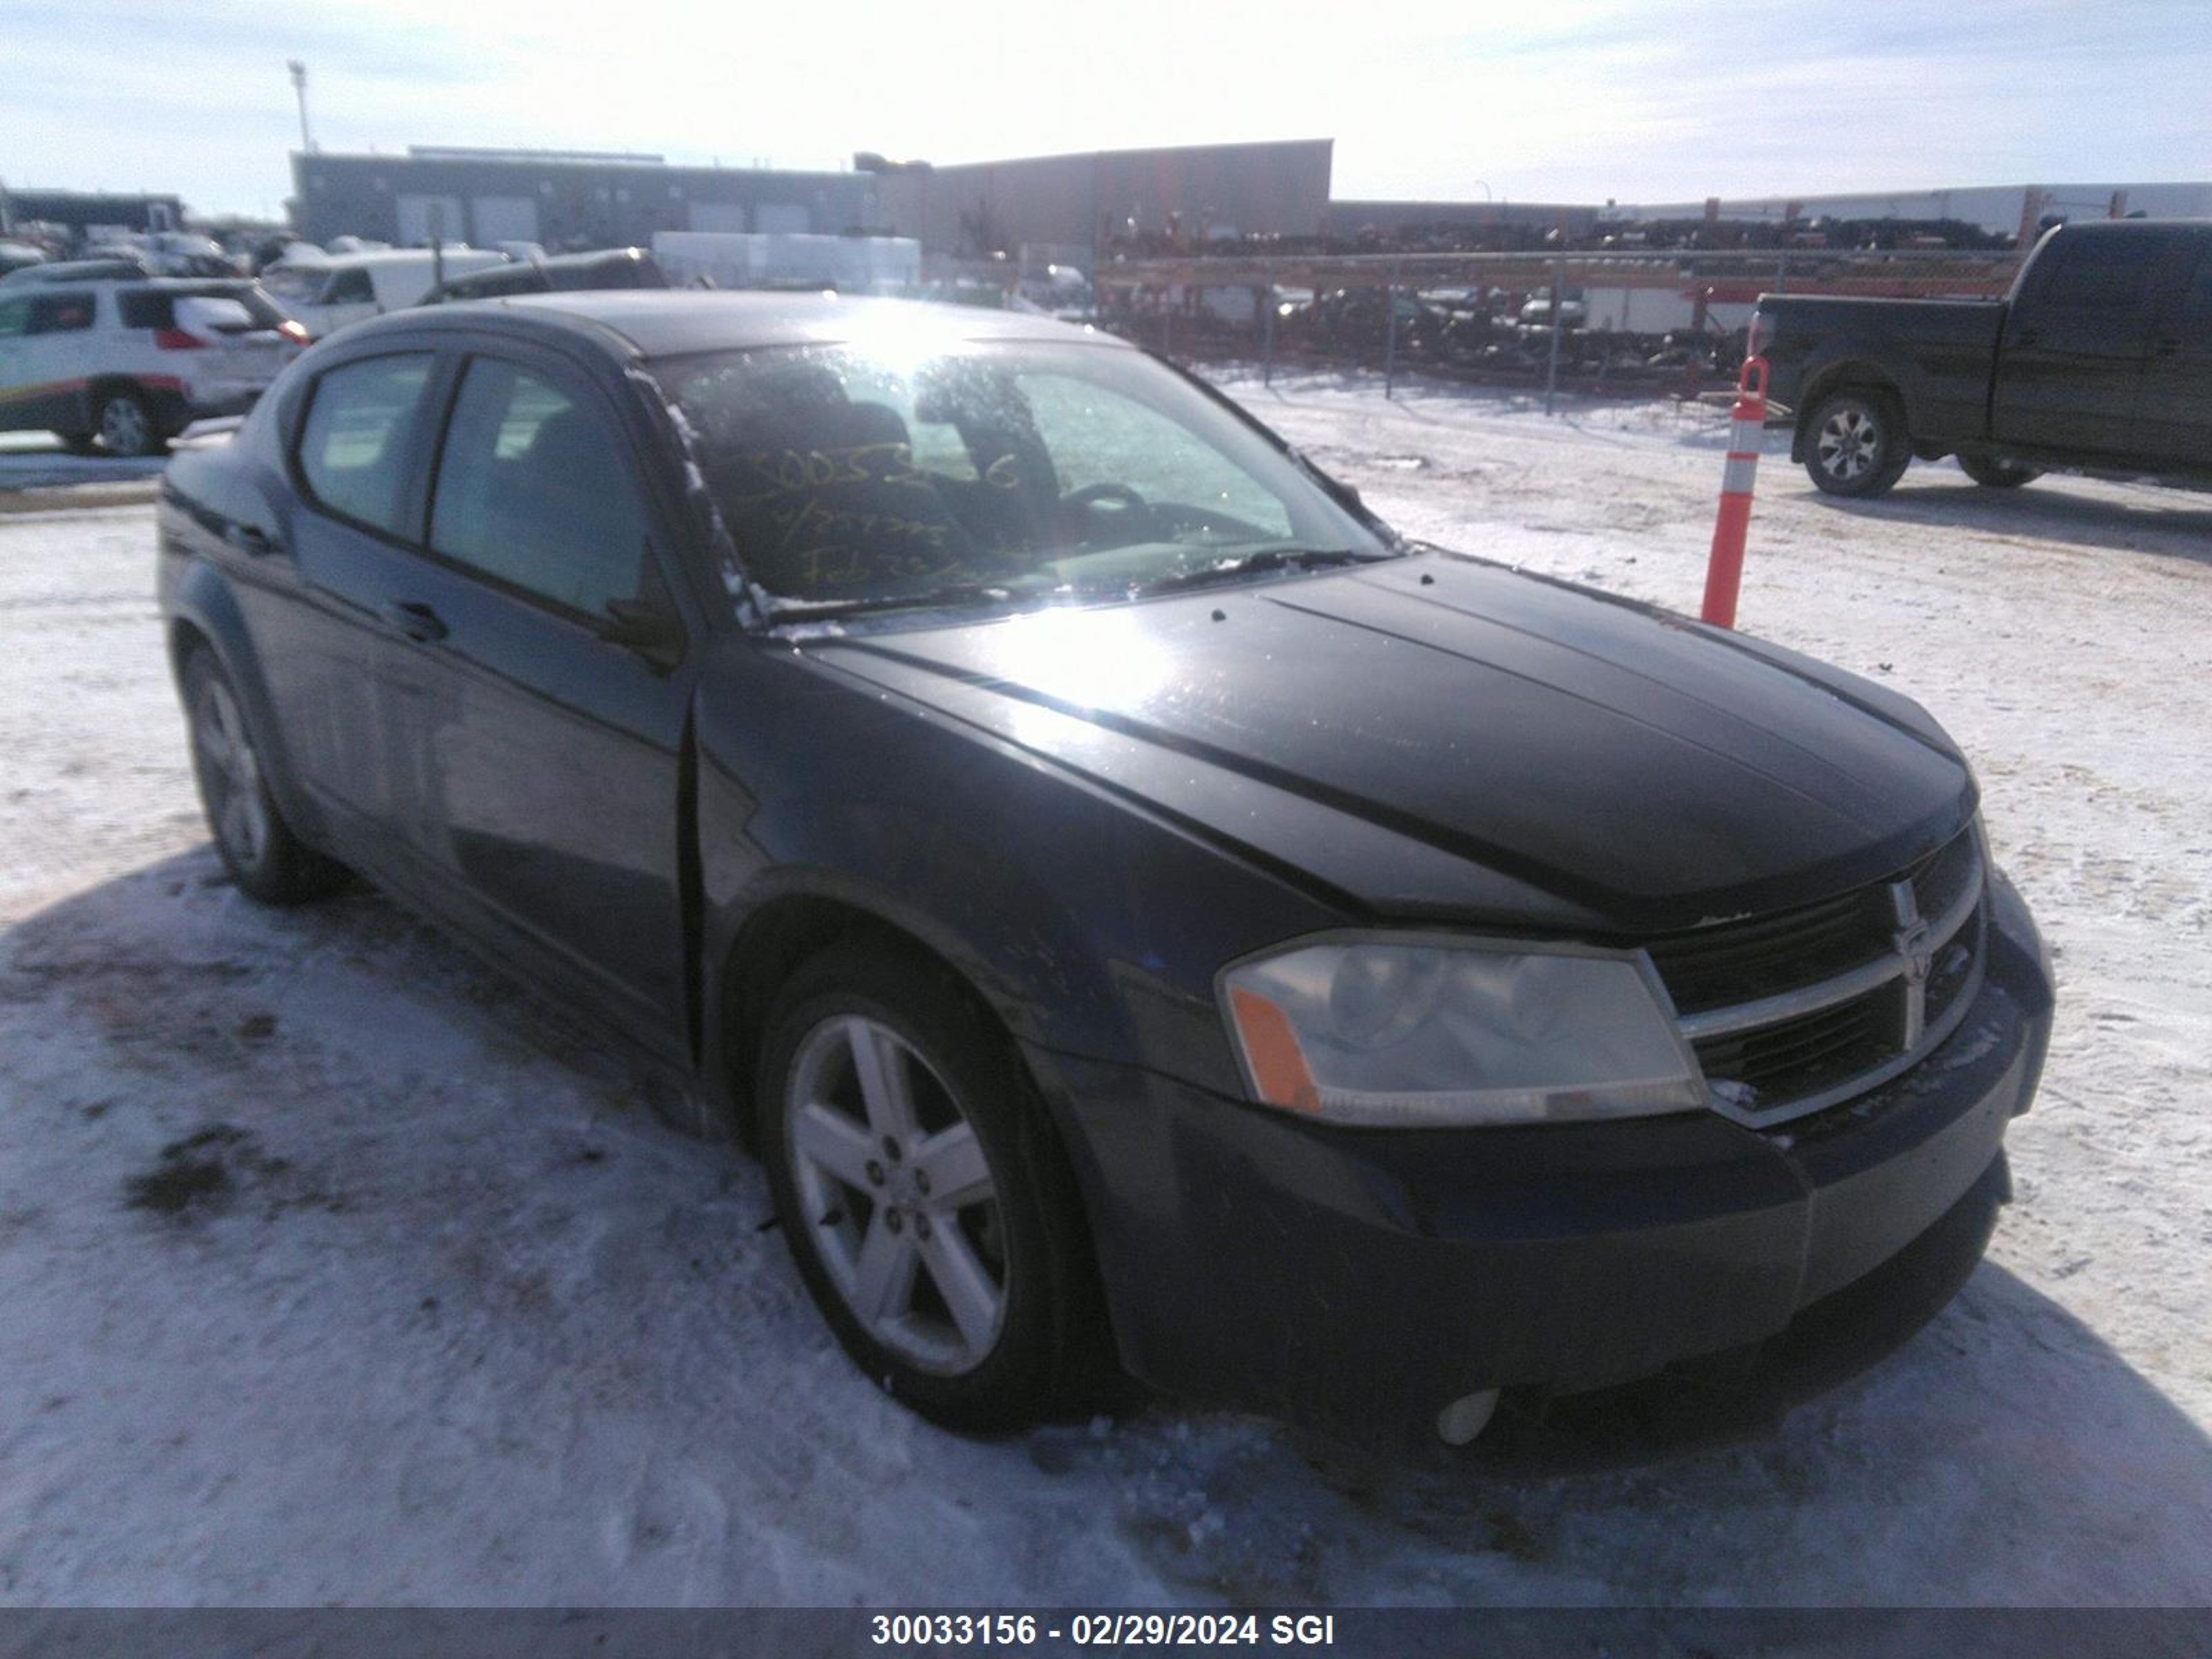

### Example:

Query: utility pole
xmin=287 ymin=60 xmax=313 ymax=153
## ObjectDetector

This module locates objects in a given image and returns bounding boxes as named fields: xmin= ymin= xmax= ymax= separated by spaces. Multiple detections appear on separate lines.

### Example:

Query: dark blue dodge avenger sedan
xmin=156 ymin=293 xmax=2052 ymax=1445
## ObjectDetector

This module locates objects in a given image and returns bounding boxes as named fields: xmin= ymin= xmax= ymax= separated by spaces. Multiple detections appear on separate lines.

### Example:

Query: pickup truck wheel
xmin=1804 ymin=390 xmax=1910 ymax=498
xmin=184 ymin=651 xmax=348 ymax=906
xmin=758 ymin=943 xmax=1106 ymax=1430
xmin=1958 ymin=456 xmax=2042 ymax=489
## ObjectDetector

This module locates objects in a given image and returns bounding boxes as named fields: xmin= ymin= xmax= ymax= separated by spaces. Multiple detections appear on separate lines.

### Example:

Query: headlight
xmin=1220 ymin=936 xmax=1704 ymax=1127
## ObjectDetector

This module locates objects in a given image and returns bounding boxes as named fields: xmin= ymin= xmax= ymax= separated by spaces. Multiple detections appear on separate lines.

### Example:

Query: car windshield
xmin=650 ymin=328 xmax=1396 ymax=617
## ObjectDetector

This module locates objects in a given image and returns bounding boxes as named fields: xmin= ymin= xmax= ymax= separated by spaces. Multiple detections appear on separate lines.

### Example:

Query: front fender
xmin=692 ymin=641 xmax=1346 ymax=1103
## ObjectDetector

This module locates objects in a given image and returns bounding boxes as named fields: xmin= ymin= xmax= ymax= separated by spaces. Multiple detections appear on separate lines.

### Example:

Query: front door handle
xmin=2154 ymin=337 xmax=2182 ymax=357
xmin=380 ymin=599 xmax=448 ymax=643
xmin=2014 ymin=327 xmax=2040 ymax=348
xmin=226 ymin=524 xmax=279 ymax=557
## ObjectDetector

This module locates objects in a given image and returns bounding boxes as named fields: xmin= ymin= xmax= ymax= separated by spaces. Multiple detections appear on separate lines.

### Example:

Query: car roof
xmin=441 ymin=289 xmax=1133 ymax=359
xmin=0 ymin=258 xmax=153 ymax=286
xmin=311 ymin=247 xmax=507 ymax=270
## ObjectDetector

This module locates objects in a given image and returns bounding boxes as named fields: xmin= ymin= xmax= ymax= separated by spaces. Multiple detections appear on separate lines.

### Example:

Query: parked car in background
xmin=0 ymin=241 xmax=47 ymax=278
xmin=417 ymin=247 xmax=666 ymax=306
xmin=1758 ymin=218 xmax=2212 ymax=496
xmin=0 ymin=278 xmax=306 ymax=454
xmin=155 ymin=291 xmax=2051 ymax=1445
xmin=0 ymin=255 xmax=156 ymax=288
xmin=1517 ymin=285 xmax=1589 ymax=332
xmin=262 ymin=248 xmax=512 ymax=339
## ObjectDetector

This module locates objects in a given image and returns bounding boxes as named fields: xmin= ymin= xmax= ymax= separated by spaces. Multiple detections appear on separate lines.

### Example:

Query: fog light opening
xmin=1436 ymin=1388 xmax=1500 ymax=1447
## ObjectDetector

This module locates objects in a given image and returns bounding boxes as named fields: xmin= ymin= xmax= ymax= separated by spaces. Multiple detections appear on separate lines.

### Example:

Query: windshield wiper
xmin=1120 ymin=547 xmax=1384 ymax=600
xmin=763 ymin=581 xmax=1040 ymax=625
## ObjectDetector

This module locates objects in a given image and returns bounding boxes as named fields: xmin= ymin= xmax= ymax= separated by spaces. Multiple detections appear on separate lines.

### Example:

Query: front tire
xmin=1958 ymin=455 xmax=2042 ymax=489
xmin=184 ymin=652 xmax=346 ymax=905
xmin=757 ymin=942 xmax=1105 ymax=1430
xmin=94 ymin=388 xmax=169 ymax=458
xmin=1803 ymin=388 xmax=1910 ymax=498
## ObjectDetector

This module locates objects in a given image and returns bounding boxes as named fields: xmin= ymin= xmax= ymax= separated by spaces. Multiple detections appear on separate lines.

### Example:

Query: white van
xmin=262 ymin=249 xmax=512 ymax=339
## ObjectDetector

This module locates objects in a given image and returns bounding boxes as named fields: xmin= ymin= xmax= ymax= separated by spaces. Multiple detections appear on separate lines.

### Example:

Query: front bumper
xmin=1038 ymin=876 xmax=2053 ymax=1443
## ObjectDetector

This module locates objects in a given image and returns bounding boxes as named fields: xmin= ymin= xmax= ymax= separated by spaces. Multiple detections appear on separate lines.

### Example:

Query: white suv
xmin=0 ymin=279 xmax=307 ymax=456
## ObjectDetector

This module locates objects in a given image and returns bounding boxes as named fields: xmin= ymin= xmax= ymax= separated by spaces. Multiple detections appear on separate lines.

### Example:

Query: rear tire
xmin=1958 ymin=455 xmax=2041 ymax=489
xmin=94 ymin=388 xmax=169 ymax=458
xmin=184 ymin=651 xmax=347 ymax=906
xmin=757 ymin=941 xmax=1107 ymax=1430
xmin=1803 ymin=388 xmax=1910 ymax=498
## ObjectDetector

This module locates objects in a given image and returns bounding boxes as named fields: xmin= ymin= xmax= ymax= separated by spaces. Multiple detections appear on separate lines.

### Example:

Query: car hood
xmin=800 ymin=553 xmax=1976 ymax=936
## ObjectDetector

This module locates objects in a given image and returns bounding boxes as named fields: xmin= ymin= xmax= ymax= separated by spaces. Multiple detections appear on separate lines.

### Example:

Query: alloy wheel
xmin=1816 ymin=406 xmax=1882 ymax=481
xmin=194 ymin=679 xmax=270 ymax=872
xmin=100 ymin=396 xmax=151 ymax=456
xmin=785 ymin=1015 xmax=1008 ymax=1374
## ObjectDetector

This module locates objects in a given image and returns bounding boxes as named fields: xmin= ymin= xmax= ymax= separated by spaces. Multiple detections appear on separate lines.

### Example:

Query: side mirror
xmin=598 ymin=597 xmax=683 ymax=671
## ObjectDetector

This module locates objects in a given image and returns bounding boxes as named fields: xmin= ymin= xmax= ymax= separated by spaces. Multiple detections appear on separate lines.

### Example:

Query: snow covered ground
xmin=1 ymin=373 xmax=2208 ymax=1607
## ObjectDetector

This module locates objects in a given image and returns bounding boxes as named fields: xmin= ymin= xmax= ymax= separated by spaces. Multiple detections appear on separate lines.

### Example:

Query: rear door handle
xmin=380 ymin=599 xmax=448 ymax=643
xmin=2154 ymin=337 xmax=2182 ymax=357
xmin=2014 ymin=327 xmax=2040 ymax=347
xmin=227 ymin=524 xmax=279 ymax=556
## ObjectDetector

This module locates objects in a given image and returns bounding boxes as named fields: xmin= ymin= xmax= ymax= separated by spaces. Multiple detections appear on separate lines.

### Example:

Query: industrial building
xmin=1612 ymin=181 xmax=2212 ymax=238
xmin=865 ymin=139 xmax=1333 ymax=263
xmin=0 ymin=187 xmax=185 ymax=239
xmin=288 ymin=147 xmax=878 ymax=250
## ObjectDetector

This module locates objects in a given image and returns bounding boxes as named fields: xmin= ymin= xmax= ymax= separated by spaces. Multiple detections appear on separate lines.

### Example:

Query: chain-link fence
xmin=1093 ymin=248 xmax=2021 ymax=406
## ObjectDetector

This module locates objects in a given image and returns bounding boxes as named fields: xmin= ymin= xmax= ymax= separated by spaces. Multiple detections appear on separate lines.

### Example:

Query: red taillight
xmin=153 ymin=328 xmax=208 ymax=350
xmin=278 ymin=319 xmax=310 ymax=346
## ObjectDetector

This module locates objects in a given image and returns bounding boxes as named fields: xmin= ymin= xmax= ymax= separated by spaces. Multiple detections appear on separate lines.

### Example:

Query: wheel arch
xmin=711 ymin=885 xmax=1125 ymax=1360
xmin=165 ymin=568 xmax=323 ymax=845
xmin=711 ymin=887 xmax=1060 ymax=1150
xmin=1790 ymin=359 xmax=1909 ymax=462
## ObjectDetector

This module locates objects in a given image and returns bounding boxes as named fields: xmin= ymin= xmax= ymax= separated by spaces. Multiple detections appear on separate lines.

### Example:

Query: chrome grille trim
xmin=1675 ymin=867 xmax=1981 ymax=1042
xmin=1705 ymin=939 xmax=1985 ymax=1129
xmin=1648 ymin=824 xmax=1989 ymax=1129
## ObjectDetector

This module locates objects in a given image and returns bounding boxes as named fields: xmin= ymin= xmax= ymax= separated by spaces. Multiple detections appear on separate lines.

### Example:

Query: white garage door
xmin=397 ymin=194 xmax=465 ymax=245
xmin=471 ymin=195 xmax=540 ymax=246
xmin=687 ymin=202 xmax=748 ymax=233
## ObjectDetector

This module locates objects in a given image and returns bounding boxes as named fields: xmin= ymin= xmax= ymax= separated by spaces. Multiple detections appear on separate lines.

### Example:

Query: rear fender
xmin=167 ymin=559 xmax=326 ymax=845
xmin=1788 ymin=353 xmax=1911 ymax=462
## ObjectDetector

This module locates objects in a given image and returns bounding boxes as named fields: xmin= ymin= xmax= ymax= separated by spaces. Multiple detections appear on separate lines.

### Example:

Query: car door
xmin=1991 ymin=229 xmax=2180 ymax=458
xmin=4 ymin=290 xmax=99 ymax=434
xmin=0 ymin=294 xmax=30 ymax=431
xmin=2135 ymin=238 xmax=2212 ymax=471
xmin=371 ymin=344 xmax=696 ymax=1054
xmin=257 ymin=347 xmax=445 ymax=847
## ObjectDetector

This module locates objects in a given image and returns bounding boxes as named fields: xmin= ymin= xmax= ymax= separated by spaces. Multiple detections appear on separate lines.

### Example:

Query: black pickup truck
xmin=1756 ymin=219 xmax=2212 ymax=497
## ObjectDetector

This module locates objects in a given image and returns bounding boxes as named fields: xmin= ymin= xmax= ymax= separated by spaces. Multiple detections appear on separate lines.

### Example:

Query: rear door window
xmin=427 ymin=357 xmax=650 ymax=618
xmin=295 ymin=353 xmax=435 ymax=536
xmin=26 ymin=293 xmax=96 ymax=335
xmin=2034 ymin=234 xmax=2167 ymax=313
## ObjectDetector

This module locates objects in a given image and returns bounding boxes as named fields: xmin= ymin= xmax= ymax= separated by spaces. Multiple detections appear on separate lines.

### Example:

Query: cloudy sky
xmin=6 ymin=0 xmax=2207 ymax=219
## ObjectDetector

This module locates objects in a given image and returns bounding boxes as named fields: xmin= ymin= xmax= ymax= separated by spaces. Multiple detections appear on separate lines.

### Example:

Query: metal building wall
xmin=290 ymin=153 xmax=877 ymax=249
xmin=874 ymin=140 xmax=1333 ymax=261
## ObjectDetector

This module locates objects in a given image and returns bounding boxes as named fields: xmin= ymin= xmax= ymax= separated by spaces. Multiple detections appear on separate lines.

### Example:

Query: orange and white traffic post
xmin=1700 ymin=355 xmax=1770 ymax=630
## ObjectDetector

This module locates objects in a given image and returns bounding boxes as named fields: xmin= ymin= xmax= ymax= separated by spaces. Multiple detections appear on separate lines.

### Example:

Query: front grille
xmin=1644 ymin=827 xmax=1987 ymax=1125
